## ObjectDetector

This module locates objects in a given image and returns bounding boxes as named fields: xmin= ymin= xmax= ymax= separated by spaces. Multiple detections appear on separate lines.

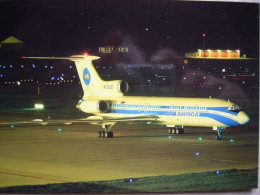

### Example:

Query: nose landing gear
xmin=214 ymin=127 xmax=225 ymax=140
xmin=216 ymin=129 xmax=222 ymax=140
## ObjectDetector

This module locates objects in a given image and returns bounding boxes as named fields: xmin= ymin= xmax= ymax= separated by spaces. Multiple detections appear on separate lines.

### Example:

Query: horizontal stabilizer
xmin=21 ymin=55 xmax=100 ymax=62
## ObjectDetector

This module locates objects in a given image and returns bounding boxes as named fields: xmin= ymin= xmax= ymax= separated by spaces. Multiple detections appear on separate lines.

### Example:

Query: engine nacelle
xmin=77 ymin=100 xmax=110 ymax=113
xmin=103 ymin=80 xmax=129 ymax=95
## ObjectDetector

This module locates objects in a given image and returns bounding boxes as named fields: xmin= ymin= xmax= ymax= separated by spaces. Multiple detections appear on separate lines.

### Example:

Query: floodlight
xmin=35 ymin=104 xmax=44 ymax=109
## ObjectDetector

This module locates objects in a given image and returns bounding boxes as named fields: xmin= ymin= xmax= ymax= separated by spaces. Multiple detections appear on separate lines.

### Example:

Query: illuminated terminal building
xmin=185 ymin=49 xmax=245 ymax=59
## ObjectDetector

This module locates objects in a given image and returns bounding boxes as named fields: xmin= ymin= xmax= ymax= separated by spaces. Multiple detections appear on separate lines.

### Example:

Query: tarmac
xmin=0 ymin=113 xmax=258 ymax=187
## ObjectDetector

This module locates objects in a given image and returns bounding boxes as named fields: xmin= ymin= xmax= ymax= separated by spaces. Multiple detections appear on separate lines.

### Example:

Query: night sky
xmin=0 ymin=0 xmax=259 ymax=58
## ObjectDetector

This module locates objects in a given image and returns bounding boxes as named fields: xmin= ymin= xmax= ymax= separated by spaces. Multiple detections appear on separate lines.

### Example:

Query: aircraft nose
xmin=237 ymin=111 xmax=250 ymax=125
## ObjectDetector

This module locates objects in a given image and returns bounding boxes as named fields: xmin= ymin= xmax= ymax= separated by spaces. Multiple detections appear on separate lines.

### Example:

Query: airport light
xmin=129 ymin=178 xmax=134 ymax=183
xmin=34 ymin=103 xmax=44 ymax=109
xmin=229 ymin=139 xmax=234 ymax=143
xmin=57 ymin=128 xmax=62 ymax=132
xmin=195 ymin=152 xmax=200 ymax=156
xmin=198 ymin=137 xmax=203 ymax=141
xmin=10 ymin=124 xmax=15 ymax=128
xmin=168 ymin=135 xmax=172 ymax=139
xmin=216 ymin=170 xmax=220 ymax=175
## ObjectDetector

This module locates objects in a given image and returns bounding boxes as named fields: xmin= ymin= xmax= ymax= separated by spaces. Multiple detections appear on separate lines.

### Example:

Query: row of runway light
xmin=2 ymin=80 xmax=79 ymax=85
xmin=0 ymin=64 xmax=72 ymax=69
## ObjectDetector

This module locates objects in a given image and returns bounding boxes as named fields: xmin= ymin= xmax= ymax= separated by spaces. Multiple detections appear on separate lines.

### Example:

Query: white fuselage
xmin=84 ymin=96 xmax=249 ymax=128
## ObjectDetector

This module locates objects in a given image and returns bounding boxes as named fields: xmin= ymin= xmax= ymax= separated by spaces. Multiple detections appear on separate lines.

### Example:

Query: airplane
xmin=17 ymin=54 xmax=250 ymax=140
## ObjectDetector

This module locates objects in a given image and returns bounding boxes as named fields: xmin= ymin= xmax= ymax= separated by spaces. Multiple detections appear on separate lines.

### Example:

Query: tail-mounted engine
xmin=118 ymin=80 xmax=129 ymax=94
xmin=77 ymin=100 xmax=110 ymax=113
xmin=103 ymin=80 xmax=129 ymax=96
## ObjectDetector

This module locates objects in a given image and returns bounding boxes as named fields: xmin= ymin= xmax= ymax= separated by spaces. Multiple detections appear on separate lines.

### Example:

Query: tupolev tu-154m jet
xmin=5 ymin=54 xmax=250 ymax=140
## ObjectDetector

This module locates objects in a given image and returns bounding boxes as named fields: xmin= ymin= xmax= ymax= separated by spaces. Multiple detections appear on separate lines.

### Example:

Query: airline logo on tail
xmin=83 ymin=68 xmax=91 ymax=86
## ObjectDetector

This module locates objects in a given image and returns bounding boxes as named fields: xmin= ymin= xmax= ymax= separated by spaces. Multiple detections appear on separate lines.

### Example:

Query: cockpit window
xmin=228 ymin=105 xmax=243 ymax=113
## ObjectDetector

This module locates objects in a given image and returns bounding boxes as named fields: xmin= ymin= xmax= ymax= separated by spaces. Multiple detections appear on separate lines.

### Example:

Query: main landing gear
xmin=97 ymin=131 xmax=113 ymax=138
xmin=168 ymin=126 xmax=184 ymax=135
xmin=97 ymin=124 xmax=114 ymax=138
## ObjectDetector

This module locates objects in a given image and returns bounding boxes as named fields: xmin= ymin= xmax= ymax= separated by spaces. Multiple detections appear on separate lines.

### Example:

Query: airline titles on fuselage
xmin=112 ymin=103 xmax=207 ymax=111
xmin=176 ymin=111 xmax=200 ymax=117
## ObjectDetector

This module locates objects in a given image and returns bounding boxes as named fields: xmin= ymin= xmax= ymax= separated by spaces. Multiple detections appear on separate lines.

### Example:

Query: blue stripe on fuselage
xmin=206 ymin=107 xmax=238 ymax=116
xmin=110 ymin=106 xmax=240 ymax=126
xmin=111 ymin=104 xmax=237 ymax=116
xmin=199 ymin=113 xmax=240 ymax=126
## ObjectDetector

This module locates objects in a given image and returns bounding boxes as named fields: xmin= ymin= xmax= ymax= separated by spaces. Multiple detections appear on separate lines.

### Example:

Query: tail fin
xmin=70 ymin=55 xmax=103 ymax=96
xmin=23 ymin=55 xmax=103 ymax=97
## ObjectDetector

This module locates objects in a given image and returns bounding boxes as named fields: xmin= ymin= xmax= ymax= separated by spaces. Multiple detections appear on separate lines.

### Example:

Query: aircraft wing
xmin=0 ymin=115 xmax=159 ymax=126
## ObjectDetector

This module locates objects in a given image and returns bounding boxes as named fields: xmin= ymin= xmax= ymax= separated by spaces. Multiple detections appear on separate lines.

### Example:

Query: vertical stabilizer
xmin=69 ymin=55 xmax=103 ymax=97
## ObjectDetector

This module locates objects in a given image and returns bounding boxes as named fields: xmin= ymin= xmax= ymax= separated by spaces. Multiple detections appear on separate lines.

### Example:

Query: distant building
xmin=185 ymin=49 xmax=247 ymax=59
xmin=99 ymin=46 xmax=128 ymax=53
xmin=0 ymin=36 xmax=24 ymax=51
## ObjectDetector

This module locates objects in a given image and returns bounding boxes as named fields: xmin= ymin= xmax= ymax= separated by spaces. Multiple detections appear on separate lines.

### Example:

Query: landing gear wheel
xmin=108 ymin=132 xmax=114 ymax=138
xmin=179 ymin=128 xmax=184 ymax=134
xmin=97 ymin=131 xmax=114 ymax=138
xmin=175 ymin=128 xmax=184 ymax=134
xmin=168 ymin=127 xmax=185 ymax=135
